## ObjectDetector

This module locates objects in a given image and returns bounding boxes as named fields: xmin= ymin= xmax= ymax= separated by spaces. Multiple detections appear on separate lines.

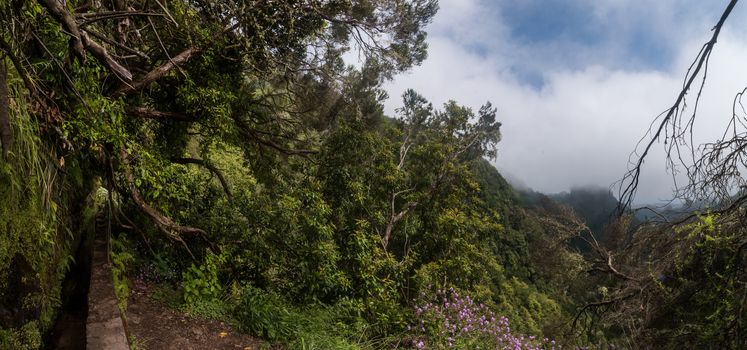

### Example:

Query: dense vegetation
xmin=0 ymin=1 xmax=745 ymax=349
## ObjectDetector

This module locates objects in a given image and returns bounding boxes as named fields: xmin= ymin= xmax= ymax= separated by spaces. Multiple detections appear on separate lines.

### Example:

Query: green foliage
xmin=0 ymin=1 xmax=598 ymax=348
xmin=233 ymin=285 xmax=295 ymax=341
xmin=232 ymin=285 xmax=371 ymax=349
xmin=111 ymin=235 xmax=135 ymax=312
xmin=182 ymin=251 xmax=225 ymax=305
xmin=0 ymin=67 xmax=92 ymax=347
xmin=0 ymin=321 xmax=42 ymax=350
xmin=644 ymin=212 xmax=746 ymax=348
xmin=345 ymin=221 xmax=410 ymax=334
xmin=127 ymin=335 xmax=143 ymax=350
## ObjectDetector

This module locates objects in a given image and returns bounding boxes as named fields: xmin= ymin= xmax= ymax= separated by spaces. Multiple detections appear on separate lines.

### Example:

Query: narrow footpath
xmin=86 ymin=215 xmax=129 ymax=350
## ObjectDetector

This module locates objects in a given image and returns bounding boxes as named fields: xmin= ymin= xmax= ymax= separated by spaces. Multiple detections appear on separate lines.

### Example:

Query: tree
xmin=0 ymin=0 xmax=438 ymax=243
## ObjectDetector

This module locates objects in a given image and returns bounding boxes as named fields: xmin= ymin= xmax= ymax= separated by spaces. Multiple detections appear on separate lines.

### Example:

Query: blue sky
xmin=383 ymin=0 xmax=747 ymax=203
xmin=504 ymin=1 xmax=670 ymax=77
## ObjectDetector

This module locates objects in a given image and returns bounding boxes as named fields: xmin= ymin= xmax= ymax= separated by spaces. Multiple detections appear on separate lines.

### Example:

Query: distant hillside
xmin=550 ymin=187 xmax=618 ymax=238
xmin=516 ymin=186 xmax=620 ymax=251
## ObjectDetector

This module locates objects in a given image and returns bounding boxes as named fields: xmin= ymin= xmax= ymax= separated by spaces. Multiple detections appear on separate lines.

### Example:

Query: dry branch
xmin=619 ymin=0 xmax=739 ymax=209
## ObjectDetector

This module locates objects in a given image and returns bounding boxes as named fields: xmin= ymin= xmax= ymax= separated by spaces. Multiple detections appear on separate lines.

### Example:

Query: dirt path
xmin=126 ymin=287 xmax=263 ymax=350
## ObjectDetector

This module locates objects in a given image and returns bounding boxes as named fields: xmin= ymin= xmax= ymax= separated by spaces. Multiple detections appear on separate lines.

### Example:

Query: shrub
xmin=233 ymin=285 xmax=371 ymax=349
xmin=410 ymin=288 xmax=560 ymax=349
xmin=182 ymin=251 xmax=224 ymax=305
xmin=111 ymin=235 xmax=136 ymax=312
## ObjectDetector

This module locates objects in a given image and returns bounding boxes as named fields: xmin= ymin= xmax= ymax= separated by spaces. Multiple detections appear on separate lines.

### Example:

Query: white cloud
xmin=383 ymin=0 xmax=747 ymax=203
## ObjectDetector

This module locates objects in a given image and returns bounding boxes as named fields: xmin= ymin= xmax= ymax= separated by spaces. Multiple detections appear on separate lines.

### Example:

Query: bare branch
xmin=618 ymin=0 xmax=739 ymax=210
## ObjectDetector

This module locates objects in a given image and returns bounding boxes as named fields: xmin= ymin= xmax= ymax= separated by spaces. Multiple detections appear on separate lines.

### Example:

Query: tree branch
xmin=112 ymin=47 xmax=201 ymax=97
xmin=572 ymin=292 xmax=639 ymax=331
xmin=125 ymin=106 xmax=197 ymax=122
xmin=38 ymin=0 xmax=133 ymax=82
xmin=619 ymin=0 xmax=739 ymax=210
xmin=232 ymin=115 xmax=318 ymax=156
xmin=0 ymin=38 xmax=37 ymax=97
xmin=171 ymin=157 xmax=233 ymax=200
xmin=119 ymin=148 xmax=206 ymax=241
xmin=80 ymin=32 xmax=132 ymax=82
xmin=83 ymin=28 xmax=150 ymax=60
xmin=77 ymin=11 xmax=164 ymax=27
xmin=382 ymin=200 xmax=418 ymax=250
xmin=38 ymin=0 xmax=86 ymax=62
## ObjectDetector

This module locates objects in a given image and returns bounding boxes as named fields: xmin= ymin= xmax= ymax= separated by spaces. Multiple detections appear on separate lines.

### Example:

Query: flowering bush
xmin=410 ymin=288 xmax=560 ymax=349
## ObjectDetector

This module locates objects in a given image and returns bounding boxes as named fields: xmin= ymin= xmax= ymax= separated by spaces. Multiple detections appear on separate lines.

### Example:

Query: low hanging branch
xmin=171 ymin=157 xmax=234 ymax=200
xmin=126 ymin=177 xmax=206 ymax=238
xmin=112 ymin=47 xmax=201 ymax=97
xmin=119 ymin=148 xmax=206 ymax=241
xmin=38 ymin=0 xmax=133 ymax=82
xmin=38 ymin=0 xmax=86 ymax=62
xmin=80 ymin=32 xmax=133 ymax=81
xmin=125 ymin=106 xmax=197 ymax=122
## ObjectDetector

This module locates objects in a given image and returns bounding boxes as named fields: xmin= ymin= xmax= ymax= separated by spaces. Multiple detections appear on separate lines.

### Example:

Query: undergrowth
xmin=0 ymin=69 xmax=90 ymax=349
xmin=141 ymin=253 xmax=385 ymax=349
xmin=111 ymin=234 xmax=135 ymax=313
xmin=231 ymin=284 xmax=390 ymax=349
